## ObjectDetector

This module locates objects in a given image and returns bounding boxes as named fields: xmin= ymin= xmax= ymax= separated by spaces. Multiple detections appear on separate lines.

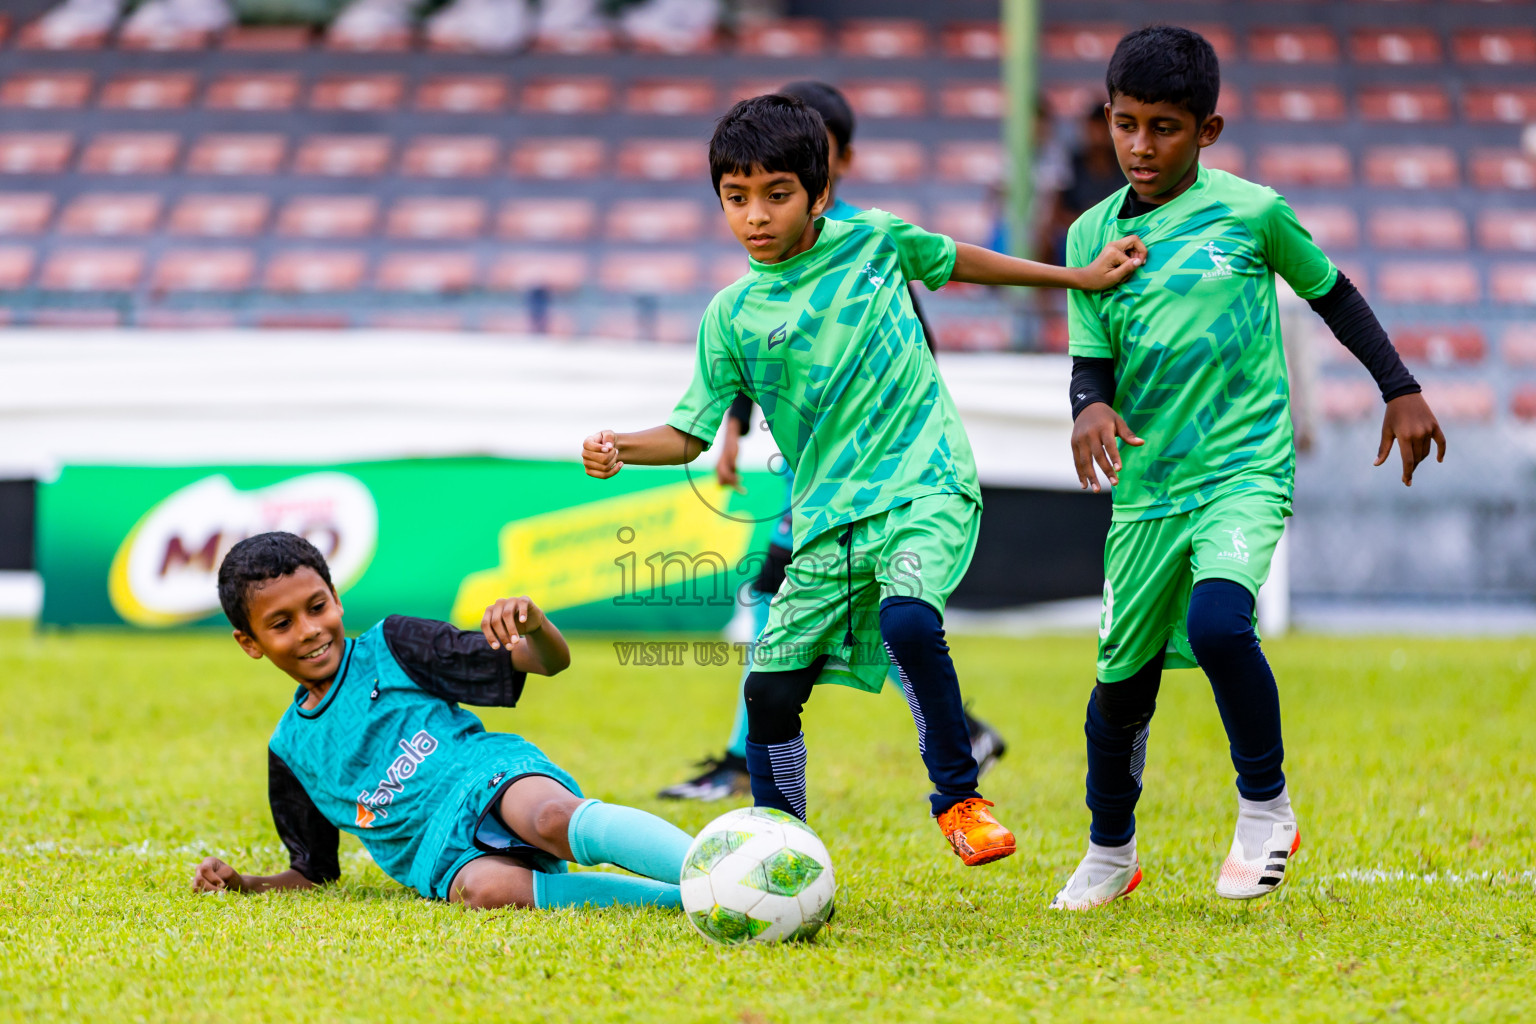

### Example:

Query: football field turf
xmin=1 ymin=620 xmax=1531 ymax=1023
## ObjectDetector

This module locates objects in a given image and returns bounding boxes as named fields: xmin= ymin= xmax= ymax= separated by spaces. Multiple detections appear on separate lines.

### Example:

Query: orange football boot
xmin=936 ymin=798 xmax=1016 ymax=866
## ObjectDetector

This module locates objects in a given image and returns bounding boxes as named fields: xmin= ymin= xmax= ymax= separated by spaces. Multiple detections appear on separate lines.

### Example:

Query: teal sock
xmin=567 ymin=799 xmax=693 ymax=884
xmin=531 ymin=871 xmax=681 ymax=910
xmin=727 ymin=594 xmax=773 ymax=759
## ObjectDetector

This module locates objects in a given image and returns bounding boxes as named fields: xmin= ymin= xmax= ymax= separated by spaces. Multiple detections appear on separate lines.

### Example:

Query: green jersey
xmin=669 ymin=210 xmax=981 ymax=549
xmin=1067 ymin=166 xmax=1337 ymax=522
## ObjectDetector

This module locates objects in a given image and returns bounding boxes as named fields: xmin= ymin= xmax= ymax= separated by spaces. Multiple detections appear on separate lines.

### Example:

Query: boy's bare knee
xmin=450 ymin=858 xmax=534 ymax=910
xmin=531 ymin=798 xmax=575 ymax=846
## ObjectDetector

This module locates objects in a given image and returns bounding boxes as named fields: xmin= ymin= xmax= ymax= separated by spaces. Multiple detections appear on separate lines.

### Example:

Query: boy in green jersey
xmin=582 ymin=94 xmax=1146 ymax=865
xmin=1051 ymin=27 xmax=1447 ymax=908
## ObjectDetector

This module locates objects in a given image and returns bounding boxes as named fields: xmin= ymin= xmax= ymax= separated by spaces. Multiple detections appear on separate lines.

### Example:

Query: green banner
xmin=38 ymin=458 xmax=787 ymax=631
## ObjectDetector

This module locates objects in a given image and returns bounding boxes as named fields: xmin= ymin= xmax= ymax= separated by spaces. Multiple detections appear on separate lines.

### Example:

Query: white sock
xmin=1077 ymin=837 xmax=1137 ymax=885
xmin=1234 ymin=787 xmax=1294 ymax=860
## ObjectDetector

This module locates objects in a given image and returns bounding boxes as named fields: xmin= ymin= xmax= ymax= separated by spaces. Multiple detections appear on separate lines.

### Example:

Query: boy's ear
xmin=1197 ymin=113 xmax=1225 ymax=148
xmin=810 ymin=183 xmax=830 ymax=219
xmin=233 ymin=629 xmax=265 ymax=661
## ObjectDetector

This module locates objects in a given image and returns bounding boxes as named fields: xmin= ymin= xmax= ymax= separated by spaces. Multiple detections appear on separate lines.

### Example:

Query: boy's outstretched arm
xmin=482 ymin=595 xmax=570 ymax=676
xmin=193 ymin=857 xmax=315 ymax=895
xmin=950 ymin=236 xmax=1146 ymax=291
xmin=192 ymin=752 xmax=339 ymax=895
xmin=582 ymin=426 xmax=705 ymax=479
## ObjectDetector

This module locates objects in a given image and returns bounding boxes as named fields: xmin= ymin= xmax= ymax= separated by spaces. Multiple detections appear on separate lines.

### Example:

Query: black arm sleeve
xmin=1069 ymin=356 xmax=1117 ymax=419
xmin=268 ymin=750 xmax=340 ymax=885
xmin=907 ymin=284 xmax=938 ymax=356
xmin=1305 ymin=272 xmax=1420 ymax=402
xmin=728 ymin=393 xmax=753 ymax=437
xmin=382 ymin=614 xmax=527 ymax=707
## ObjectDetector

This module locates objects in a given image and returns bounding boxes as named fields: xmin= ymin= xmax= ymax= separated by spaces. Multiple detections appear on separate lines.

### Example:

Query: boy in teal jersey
xmin=1050 ymin=27 xmax=1447 ymax=909
xmin=190 ymin=532 xmax=693 ymax=911
xmin=582 ymin=94 xmax=1146 ymax=866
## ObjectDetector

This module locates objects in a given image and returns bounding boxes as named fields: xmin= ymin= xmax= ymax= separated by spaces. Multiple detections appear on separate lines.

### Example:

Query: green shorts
xmin=754 ymin=493 xmax=980 ymax=693
xmin=1098 ymin=490 xmax=1289 ymax=683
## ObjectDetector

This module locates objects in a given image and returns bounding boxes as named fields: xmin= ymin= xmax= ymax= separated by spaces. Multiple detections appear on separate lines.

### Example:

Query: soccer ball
xmin=679 ymin=807 xmax=836 ymax=945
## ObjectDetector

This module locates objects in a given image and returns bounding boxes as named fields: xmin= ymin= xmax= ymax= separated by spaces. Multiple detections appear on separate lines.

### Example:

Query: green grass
xmin=1 ymin=621 xmax=1532 ymax=1023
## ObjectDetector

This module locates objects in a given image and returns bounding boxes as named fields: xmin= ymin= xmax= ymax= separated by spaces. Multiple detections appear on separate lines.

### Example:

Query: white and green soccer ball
xmin=680 ymin=807 xmax=836 ymax=945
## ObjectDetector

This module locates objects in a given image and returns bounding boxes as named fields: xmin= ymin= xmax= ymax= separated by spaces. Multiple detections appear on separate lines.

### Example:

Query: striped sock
xmin=744 ymin=733 xmax=808 ymax=821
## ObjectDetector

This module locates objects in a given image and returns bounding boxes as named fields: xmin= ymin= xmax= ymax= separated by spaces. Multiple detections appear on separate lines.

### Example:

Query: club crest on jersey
xmin=766 ymin=322 xmax=789 ymax=348
xmin=1219 ymin=527 xmax=1251 ymax=565
xmin=355 ymin=729 xmax=439 ymax=826
xmin=859 ymin=261 xmax=886 ymax=287
xmin=1200 ymin=242 xmax=1234 ymax=280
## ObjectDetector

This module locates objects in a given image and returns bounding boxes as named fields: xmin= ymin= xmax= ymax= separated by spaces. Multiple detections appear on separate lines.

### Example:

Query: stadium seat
xmin=137 ymin=310 xmax=240 ymax=328
xmin=1470 ymin=150 xmax=1536 ymax=190
xmin=1367 ymin=207 xmax=1468 ymax=249
xmin=151 ymin=248 xmax=255 ymax=292
xmin=1512 ymin=386 xmax=1536 ymax=422
xmin=1318 ymin=380 xmax=1378 ymax=421
xmin=497 ymin=199 xmax=595 ymax=241
xmin=521 ymin=76 xmax=613 ymax=115
xmin=219 ymin=26 xmax=312 ymax=52
xmin=386 ymin=197 xmax=487 ymax=240
xmin=934 ymin=318 xmax=1011 ymax=352
xmin=1299 ymin=204 xmax=1365 ymax=246
xmin=1503 ymin=325 xmax=1536 ymax=365
xmin=1042 ymin=24 xmax=1126 ymax=62
xmin=511 ymin=138 xmax=605 ymax=179
xmin=400 ymin=135 xmax=498 ymax=178
xmin=1358 ymin=86 xmax=1451 ymax=123
xmin=1043 ymin=82 xmax=1102 ymax=119
xmin=1462 ymin=87 xmax=1536 ymax=124
xmin=486 ymin=251 xmax=588 ymax=292
xmin=1491 ymin=265 xmax=1536 ymax=304
xmin=942 ymin=22 xmax=1001 ymax=60
xmin=205 ymin=72 xmax=301 ymax=111
xmin=1203 ymin=143 xmax=1246 ymax=176
xmin=40 ymin=247 xmax=145 ymax=290
xmin=1378 ymin=262 xmax=1479 ymax=303
xmin=839 ymin=19 xmax=927 ymax=59
xmin=1187 ymin=24 xmax=1235 ymax=62
xmin=1350 ymin=28 xmax=1442 ymax=64
xmin=617 ymin=140 xmax=708 ymax=181
xmin=30 ymin=309 xmax=122 ymax=326
xmin=0 ymin=193 xmax=54 ymax=234
xmin=100 ymin=72 xmax=196 ymax=109
xmin=1418 ymin=381 xmax=1494 ymax=422
xmin=375 ymin=252 xmax=477 ymax=293
xmin=1256 ymin=144 xmax=1352 ymax=186
xmin=311 ymin=74 xmax=404 ymax=112
xmin=730 ymin=79 xmax=792 ymax=104
xmin=1363 ymin=147 xmax=1459 ymax=188
xmin=264 ymin=250 xmax=368 ymax=293
xmin=843 ymin=80 xmax=927 ymax=119
xmin=599 ymin=251 xmax=699 ymax=293
xmin=737 ymin=19 xmax=826 ymax=58
xmin=872 ymin=200 xmax=924 ymax=227
xmin=414 ymin=75 xmax=508 ymax=113
xmin=849 ymin=141 xmax=927 ymax=183
xmin=167 ymin=194 xmax=270 ymax=237
xmin=293 ymin=135 xmax=392 ymax=177
xmin=185 ymin=133 xmax=286 ymax=175
xmin=59 ymin=193 xmax=162 ymax=235
xmin=706 ymin=251 xmax=747 ymax=289
xmin=1 ymin=71 xmax=92 ymax=108
xmin=0 ymin=133 xmax=74 ymax=174
xmin=367 ymin=311 xmax=465 ymax=331
xmin=606 ymin=199 xmax=703 ymax=242
xmin=1452 ymin=29 xmax=1536 ymax=65
xmin=938 ymin=142 xmax=1004 ymax=185
xmin=534 ymin=23 xmax=614 ymax=56
xmin=1391 ymin=326 xmax=1486 ymax=366
xmin=80 ymin=133 xmax=181 ymax=175
xmin=1248 ymin=27 xmax=1339 ymax=64
xmin=276 ymin=196 xmax=379 ymax=239
xmin=940 ymin=82 xmax=1003 ymax=120
xmin=626 ymin=79 xmax=716 ymax=116
xmin=1477 ymin=210 xmax=1536 ymax=251
xmin=1252 ymin=85 xmax=1346 ymax=122
xmin=0 ymin=246 xmax=35 ymax=288
xmin=119 ymin=17 xmax=210 ymax=52
xmin=17 ymin=14 xmax=108 ymax=50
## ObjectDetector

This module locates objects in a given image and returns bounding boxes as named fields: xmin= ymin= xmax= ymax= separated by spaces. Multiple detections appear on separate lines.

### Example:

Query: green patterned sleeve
xmin=665 ymin=300 xmax=742 ymax=450
xmin=859 ymin=208 xmax=957 ymax=290
xmin=1261 ymin=194 xmax=1338 ymax=301
xmin=1066 ymin=217 xmax=1114 ymax=358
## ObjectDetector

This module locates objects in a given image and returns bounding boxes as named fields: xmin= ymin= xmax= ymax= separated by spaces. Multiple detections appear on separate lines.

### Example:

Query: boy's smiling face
xmin=719 ymin=164 xmax=829 ymax=264
xmin=1106 ymin=94 xmax=1223 ymax=203
xmin=233 ymin=566 xmax=346 ymax=690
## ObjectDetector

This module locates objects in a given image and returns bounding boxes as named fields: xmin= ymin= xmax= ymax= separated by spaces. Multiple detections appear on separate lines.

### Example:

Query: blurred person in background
xmin=1048 ymin=103 xmax=1131 ymax=264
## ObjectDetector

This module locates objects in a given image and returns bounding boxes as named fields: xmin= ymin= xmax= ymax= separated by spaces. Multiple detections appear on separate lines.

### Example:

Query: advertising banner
xmin=38 ymin=458 xmax=786 ymax=631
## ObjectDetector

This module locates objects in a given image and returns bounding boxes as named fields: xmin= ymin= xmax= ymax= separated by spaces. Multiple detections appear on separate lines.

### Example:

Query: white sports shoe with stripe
xmin=1049 ymin=850 xmax=1143 ymax=910
xmin=1217 ymin=819 xmax=1300 ymax=899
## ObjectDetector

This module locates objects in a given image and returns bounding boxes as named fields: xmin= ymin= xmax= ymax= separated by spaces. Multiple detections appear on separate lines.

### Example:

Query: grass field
xmin=1 ymin=620 xmax=1532 ymax=1023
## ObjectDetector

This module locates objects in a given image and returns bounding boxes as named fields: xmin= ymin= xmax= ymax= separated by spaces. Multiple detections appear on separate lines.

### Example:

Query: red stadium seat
xmin=368 ymin=311 xmax=465 ymax=331
xmin=1203 ymin=143 xmax=1246 ymax=176
xmin=487 ymin=251 xmax=588 ymax=292
xmin=1253 ymin=86 xmax=1346 ymax=122
xmin=205 ymin=72 xmax=300 ymax=111
xmin=871 ymin=200 xmax=923 ymax=227
xmin=511 ymin=138 xmax=605 ymax=179
xmin=386 ymin=197 xmax=487 ymax=240
xmin=59 ymin=193 xmax=162 ymax=235
xmin=606 ymin=199 xmax=704 ymax=242
xmin=311 ymin=74 xmax=404 ymax=112
xmin=1368 ymin=208 xmax=1467 ymax=249
xmin=1453 ymin=29 xmax=1536 ymax=65
xmin=276 ymin=196 xmax=378 ymax=239
xmin=219 ymin=26 xmax=312 ymax=51
xmin=1419 ymin=382 xmax=1495 ymax=422
xmin=534 ymin=24 xmax=614 ymax=55
xmin=1391 ymin=326 xmax=1486 ymax=366
xmin=1319 ymin=380 xmax=1378 ymax=422
xmin=325 ymin=21 xmax=409 ymax=53
xmin=1 ymin=71 xmax=92 ymax=108
xmin=119 ymin=17 xmax=208 ymax=51
xmin=1043 ymin=83 xmax=1103 ymax=119
xmin=1358 ymin=86 xmax=1451 ymax=122
xmin=30 ymin=309 xmax=122 ymax=326
xmin=1188 ymin=24 xmax=1235 ymax=62
xmin=840 ymin=19 xmax=926 ymax=58
xmin=942 ymin=22 xmax=1001 ymax=60
xmin=935 ymin=318 xmax=1011 ymax=352
xmin=1042 ymin=24 xmax=1125 ymax=62
xmin=1256 ymin=145 xmax=1352 ymax=186
xmin=167 ymin=194 xmax=270 ymax=237
xmin=100 ymin=72 xmax=196 ymax=110
xmin=1470 ymin=150 xmax=1536 ymax=190
xmin=376 ymin=252 xmax=477 ymax=293
xmin=264 ymin=250 xmax=367 ymax=292
xmin=1462 ymin=87 xmax=1536 ymax=124
xmin=1491 ymin=265 xmax=1536 ymax=304
xmin=186 ymin=133 xmax=286 ymax=175
xmin=293 ymin=135 xmax=392 ymax=177
xmin=0 ymin=193 xmax=54 ymax=234
xmin=1292 ymin=205 xmax=1359 ymax=249
xmin=400 ymin=135 xmax=498 ymax=178
xmin=80 ymin=133 xmax=180 ymax=175
xmin=137 ymin=310 xmax=240 ymax=328
xmin=600 ymin=251 xmax=699 ymax=293
xmin=1477 ymin=210 xmax=1536 ymax=251
xmin=17 ymin=14 xmax=108 ymax=50
xmin=849 ymin=141 xmax=927 ymax=184
xmin=841 ymin=80 xmax=926 ymax=119
xmin=496 ymin=199 xmax=596 ymax=241
xmin=521 ymin=76 xmax=612 ymax=115
xmin=1378 ymin=262 xmax=1479 ymax=303
xmin=151 ymin=248 xmax=255 ymax=292
xmin=710 ymin=252 xmax=749 ymax=290
xmin=737 ymin=20 xmax=825 ymax=57
xmin=40 ymin=247 xmax=145 ymax=290
xmin=1503 ymin=325 xmax=1536 ymax=365
xmin=729 ymin=79 xmax=791 ymax=104
xmin=1513 ymin=386 xmax=1536 ymax=422
xmin=1350 ymin=29 xmax=1442 ymax=64
xmin=1363 ymin=147 xmax=1459 ymax=188
xmin=0 ymin=133 xmax=74 ymax=174
xmin=940 ymin=82 xmax=1003 ymax=120
xmin=0 ymin=246 xmax=35 ymax=288
xmin=414 ymin=75 xmax=508 ymax=113
xmin=617 ymin=140 xmax=708 ymax=181
xmin=627 ymin=26 xmax=717 ymax=57
xmin=626 ymin=79 xmax=716 ymax=116
xmin=938 ymin=142 xmax=1003 ymax=185
xmin=1248 ymin=27 xmax=1339 ymax=64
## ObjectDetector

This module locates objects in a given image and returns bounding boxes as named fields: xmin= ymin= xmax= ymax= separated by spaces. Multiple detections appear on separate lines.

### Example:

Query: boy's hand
xmin=482 ymin=595 xmax=546 ymax=650
xmin=193 ymin=857 xmax=245 ymax=893
xmin=1375 ymin=392 xmax=1447 ymax=486
xmin=715 ymin=435 xmax=745 ymax=493
xmin=1071 ymin=402 xmax=1144 ymax=492
xmin=582 ymin=430 xmax=622 ymax=478
xmin=1076 ymin=236 xmax=1147 ymax=291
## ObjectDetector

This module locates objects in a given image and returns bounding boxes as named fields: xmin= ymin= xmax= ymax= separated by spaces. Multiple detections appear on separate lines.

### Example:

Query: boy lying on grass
xmin=192 ymin=531 xmax=693 ymax=911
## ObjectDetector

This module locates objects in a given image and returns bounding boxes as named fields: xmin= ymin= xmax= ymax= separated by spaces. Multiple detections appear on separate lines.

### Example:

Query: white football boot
xmin=1216 ymin=789 xmax=1300 ymax=899
xmin=1049 ymin=839 xmax=1143 ymax=910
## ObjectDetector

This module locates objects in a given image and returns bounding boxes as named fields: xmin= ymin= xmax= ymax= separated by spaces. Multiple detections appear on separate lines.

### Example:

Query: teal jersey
xmin=1067 ymin=166 xmax=1337 ymax=522
xmin=824 ymin=196 xmax=861 ymax=220
xmin=668 ymin=209 xmax=980 ymax=549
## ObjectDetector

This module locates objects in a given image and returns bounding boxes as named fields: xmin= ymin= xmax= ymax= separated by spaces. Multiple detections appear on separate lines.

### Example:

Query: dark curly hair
xmin=217 ymin=531 xmax=334 ymax=634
